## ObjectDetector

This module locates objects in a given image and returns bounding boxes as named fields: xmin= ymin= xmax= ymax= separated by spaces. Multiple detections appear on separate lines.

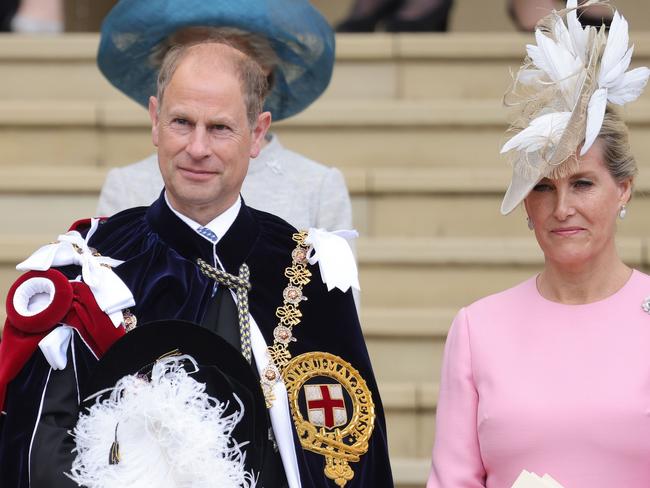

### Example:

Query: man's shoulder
xmin=87 ymin=206 xmax=150 ymax=254
xmin=248 ymin=205 xmax=299 ymax=235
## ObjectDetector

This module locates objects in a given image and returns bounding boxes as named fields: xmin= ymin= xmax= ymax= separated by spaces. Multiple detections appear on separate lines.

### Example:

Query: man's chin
xmin=167 ymin=188 xmax=239 ymax=214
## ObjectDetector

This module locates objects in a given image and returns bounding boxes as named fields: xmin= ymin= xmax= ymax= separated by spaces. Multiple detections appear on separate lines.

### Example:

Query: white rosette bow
xmin=304 ymin=228 xmax=360 ymax=293
xmin=16 ymin=218 xmax=135 ymax=327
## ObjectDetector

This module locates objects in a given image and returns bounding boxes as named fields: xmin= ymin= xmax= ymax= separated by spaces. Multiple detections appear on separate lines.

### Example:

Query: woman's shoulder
xmin=630 ymin=268 xmax=650 ymax=286
xmin=462 ymin=275 xmax=539 ymax=318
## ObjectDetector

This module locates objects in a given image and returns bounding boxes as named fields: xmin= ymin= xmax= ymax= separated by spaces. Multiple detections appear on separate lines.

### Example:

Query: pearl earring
xmin=527 ymin=217 xmax=534 ymax=230
xmin=619 ymin=204 xmax=627 ymax=220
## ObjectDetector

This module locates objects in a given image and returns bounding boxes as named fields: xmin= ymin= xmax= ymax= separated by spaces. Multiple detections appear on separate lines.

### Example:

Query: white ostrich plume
xmin=499 ymin=0 xmax=650 ymax=215
xmin=68 ymin=354 xmax=255 ymax=488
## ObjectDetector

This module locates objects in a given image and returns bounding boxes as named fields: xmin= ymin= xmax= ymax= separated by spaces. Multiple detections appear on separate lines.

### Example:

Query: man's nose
xmin=186 ymin=126 xmax=211 ymax=160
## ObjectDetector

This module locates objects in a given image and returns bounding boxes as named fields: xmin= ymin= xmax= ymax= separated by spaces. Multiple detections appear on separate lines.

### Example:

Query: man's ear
xmin=250 ymin=111 xmax=272 ymax=158
xmin=148 ymin=96 xmax=160 ymax=147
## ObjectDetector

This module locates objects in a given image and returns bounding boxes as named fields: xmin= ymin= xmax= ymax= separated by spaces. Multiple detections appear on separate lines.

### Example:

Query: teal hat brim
xmin=97 ymin=0 xmax=335 ymax=121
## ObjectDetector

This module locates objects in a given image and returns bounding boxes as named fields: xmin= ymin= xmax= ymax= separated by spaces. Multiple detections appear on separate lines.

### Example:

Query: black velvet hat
xmin=70 ymin=320 xmax=267 ymax=486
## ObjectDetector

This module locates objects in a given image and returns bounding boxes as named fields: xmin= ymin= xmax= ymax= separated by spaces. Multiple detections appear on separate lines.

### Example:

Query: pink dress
xmin=427 ymin=270 xmax=650 ymax=487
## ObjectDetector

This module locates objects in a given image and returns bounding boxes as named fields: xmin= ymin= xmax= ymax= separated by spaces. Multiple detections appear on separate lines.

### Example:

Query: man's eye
xmin=172 ymin=118 xmax=188 ymax=126
xmin=210 ymin=124 xmax=229 ymax=131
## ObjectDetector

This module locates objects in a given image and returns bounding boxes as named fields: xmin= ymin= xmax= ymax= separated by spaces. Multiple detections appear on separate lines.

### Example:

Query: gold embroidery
xmin=283 ymin=352 xmax=375 ymax=487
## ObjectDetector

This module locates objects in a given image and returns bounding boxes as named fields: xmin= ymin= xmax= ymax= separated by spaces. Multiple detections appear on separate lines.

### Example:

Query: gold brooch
xmin=283 ymin=352 xmax=375 ymax=487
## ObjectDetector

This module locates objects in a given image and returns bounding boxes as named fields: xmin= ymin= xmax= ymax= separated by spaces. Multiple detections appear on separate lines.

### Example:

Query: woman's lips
xmin=551 ymin=227 xmax=585 ymax=237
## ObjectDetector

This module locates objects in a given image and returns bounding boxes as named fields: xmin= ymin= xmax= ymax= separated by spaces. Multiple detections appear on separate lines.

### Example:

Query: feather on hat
xmin=500 ymin=0 xmax=650 ymax=215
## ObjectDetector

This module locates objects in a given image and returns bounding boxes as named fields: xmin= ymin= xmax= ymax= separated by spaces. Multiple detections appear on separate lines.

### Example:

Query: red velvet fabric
xmin=67 ymin=218 xmax=93 ymax=232
xmin=0 ymin=269 xmax=125 ymax=409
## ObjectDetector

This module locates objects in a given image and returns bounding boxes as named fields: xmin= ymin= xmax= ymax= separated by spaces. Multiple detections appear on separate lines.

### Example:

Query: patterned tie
xmin=197 ymin=226 xmax=219 ymax=243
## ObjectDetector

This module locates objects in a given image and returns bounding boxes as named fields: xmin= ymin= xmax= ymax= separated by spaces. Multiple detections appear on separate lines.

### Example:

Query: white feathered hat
xmin=500 ymin=0 xmax=650 ymax=215
xmin=68 ymin=320 xmax=268 ymax=488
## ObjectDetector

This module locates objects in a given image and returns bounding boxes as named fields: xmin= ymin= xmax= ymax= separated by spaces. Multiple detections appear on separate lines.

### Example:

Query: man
xmin=95 ymin=0 xmax=352 ymax=235
xmin=0 ymin=40 xmax=392 ymax=487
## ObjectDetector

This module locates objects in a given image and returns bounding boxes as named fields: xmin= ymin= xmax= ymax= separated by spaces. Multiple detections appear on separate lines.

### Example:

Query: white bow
xmin=39 ymin=326 xmax=74 ymax=370
xmin=16 ymin=219 xmax=135 ymax=327
xmin=304 ymin=228 xmax=360 ymax=293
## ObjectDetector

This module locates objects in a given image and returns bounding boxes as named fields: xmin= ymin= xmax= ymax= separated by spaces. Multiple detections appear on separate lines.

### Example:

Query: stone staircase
xmin=2 ymin=31 xmax=650 ymax=487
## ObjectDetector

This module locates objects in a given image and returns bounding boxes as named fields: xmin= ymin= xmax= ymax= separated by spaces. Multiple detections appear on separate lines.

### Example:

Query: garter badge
xmin=283 ymin=352 xmax=375 ymax=487
xmin=305 ymin=384 xmax=348 ymax=429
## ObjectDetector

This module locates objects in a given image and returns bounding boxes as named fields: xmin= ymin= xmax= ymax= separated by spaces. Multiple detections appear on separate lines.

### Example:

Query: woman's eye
xmin=532 ymin=183 xmax=552 ymax=192
xmin=574 ymin=179 xmax=593 ymax=188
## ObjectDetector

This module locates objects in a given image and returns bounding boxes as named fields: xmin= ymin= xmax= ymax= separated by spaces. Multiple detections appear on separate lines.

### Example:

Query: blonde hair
xmin=598 ymin=107 xmax=637 ymax=184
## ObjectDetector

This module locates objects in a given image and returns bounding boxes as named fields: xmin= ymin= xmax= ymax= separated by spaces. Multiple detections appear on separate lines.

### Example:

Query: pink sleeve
xmin=427 ymin=307 xmax=486 ymax=487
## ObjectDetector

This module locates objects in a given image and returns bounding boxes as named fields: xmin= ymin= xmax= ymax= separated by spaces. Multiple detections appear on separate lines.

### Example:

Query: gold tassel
xmin=109 ymin=423 xmax=120 ymax=465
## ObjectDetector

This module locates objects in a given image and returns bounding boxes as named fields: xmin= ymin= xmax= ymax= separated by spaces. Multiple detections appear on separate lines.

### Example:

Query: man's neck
xmin=164 ymin=192 xmax=241 ymax=237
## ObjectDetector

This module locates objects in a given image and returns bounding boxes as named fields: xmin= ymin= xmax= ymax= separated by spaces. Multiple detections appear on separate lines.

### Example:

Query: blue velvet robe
xmin=0 ymin=193 xmax=394 ymax=487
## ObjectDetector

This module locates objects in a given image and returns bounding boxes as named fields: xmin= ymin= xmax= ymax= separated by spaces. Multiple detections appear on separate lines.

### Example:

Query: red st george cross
xmin=305 ymin=384 xmax=347 ymax=429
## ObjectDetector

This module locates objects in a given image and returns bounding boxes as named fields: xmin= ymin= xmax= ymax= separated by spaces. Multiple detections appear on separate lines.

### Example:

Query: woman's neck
xmin=537 ymin=247 xmax=632 ymax=304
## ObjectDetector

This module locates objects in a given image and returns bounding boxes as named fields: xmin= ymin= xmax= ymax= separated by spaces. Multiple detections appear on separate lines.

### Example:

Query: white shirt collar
xmin=164 ymin=192 xmax=242 ymax=243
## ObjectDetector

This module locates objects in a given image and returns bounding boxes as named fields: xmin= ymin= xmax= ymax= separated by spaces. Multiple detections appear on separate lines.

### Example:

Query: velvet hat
xmin=70 ymin=320 xmax=267 ymax=487
xmin=97 ymin=0 xmax=335 ymax=121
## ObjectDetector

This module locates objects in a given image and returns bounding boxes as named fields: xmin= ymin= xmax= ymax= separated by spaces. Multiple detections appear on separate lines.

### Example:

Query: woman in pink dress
xmin=427 ymin=2 xmax=650 ymax=487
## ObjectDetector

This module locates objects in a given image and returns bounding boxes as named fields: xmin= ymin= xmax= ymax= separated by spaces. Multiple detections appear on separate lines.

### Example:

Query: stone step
xmin=2 ymin=32 xmax=649 ymax=103
xmin=3 ymin=165 xmax=650 ymax=240
xmin=391 ymin=458 xmax=430 ymax=488
xmin=1 ymin=98 xmax=650 ymax=168
xmin=381 ymin=380 xmax=438 ymax=459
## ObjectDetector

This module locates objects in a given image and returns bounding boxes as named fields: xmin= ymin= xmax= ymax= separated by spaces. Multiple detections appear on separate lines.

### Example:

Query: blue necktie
xmin=197 ymin=226 xmax=218 ymax=243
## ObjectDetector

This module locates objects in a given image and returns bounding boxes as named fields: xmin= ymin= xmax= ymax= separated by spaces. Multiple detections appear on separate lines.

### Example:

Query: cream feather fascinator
xmin=500 ymin=0 xmax=650 ymax=215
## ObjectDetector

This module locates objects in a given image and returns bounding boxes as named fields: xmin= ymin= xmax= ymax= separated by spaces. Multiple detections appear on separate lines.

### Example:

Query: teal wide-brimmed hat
xmin=97 ymin=0 xmax=335 ymax=121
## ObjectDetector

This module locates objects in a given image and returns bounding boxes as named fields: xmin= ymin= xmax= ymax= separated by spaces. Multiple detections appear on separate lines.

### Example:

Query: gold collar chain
xmin=260 ymin=231 xmax=311 ymax=408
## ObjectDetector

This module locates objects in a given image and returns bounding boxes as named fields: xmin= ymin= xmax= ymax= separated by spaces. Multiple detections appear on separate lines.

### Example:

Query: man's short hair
xmin=151 ymin=26 xmax=279 ymax=93
xmin=156 ymin=39 xmax=269 ymax=127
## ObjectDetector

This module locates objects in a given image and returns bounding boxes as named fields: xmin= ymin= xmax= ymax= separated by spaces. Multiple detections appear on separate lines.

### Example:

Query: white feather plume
xmin=530 ymin=30 xmax=583 ymax=107
xmin=501 ymin=112 xmax=572 ymax=156
xmin=567 ymin=0 xmax=589 ymax=63
xmin=581 ymin=87 xmax=608 ymax=155
xmin=593 ymin=10 xmax=649 ymax=105
xmin=552 ymin=15 xmax=573 ymax=55
xmin=580 ymin=9 xmax=650 ymax=153
xmin=607 ymin=66 xmax=650 ymax=104
xmin=599 ymin=12 xmax=631 ymax=87
xmin=68 ymin=355 xmax=255 ymax=488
